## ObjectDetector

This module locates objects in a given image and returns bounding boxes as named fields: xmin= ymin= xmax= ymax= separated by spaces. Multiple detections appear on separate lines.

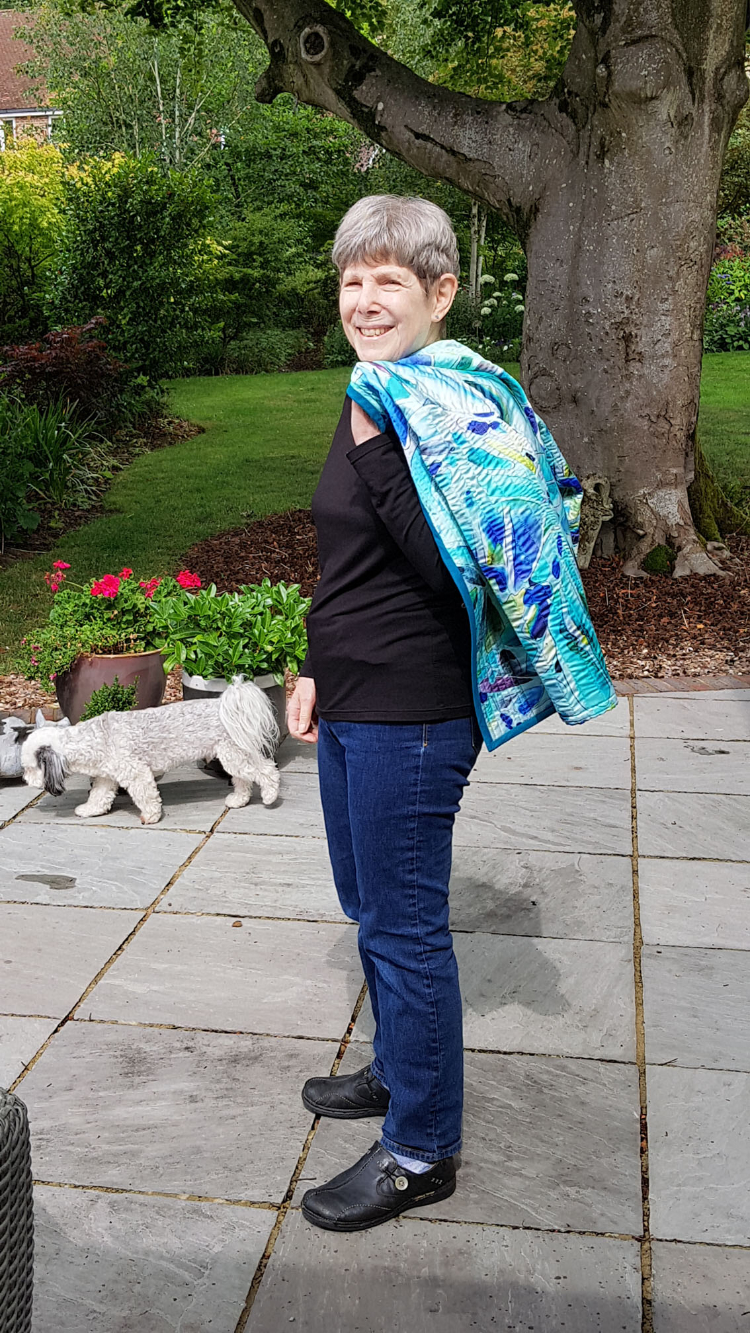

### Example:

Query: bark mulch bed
xmin=0 ymin=416 xmax=203 ymax=574
xmin=3 ymin=511 xmax=749 ymax=715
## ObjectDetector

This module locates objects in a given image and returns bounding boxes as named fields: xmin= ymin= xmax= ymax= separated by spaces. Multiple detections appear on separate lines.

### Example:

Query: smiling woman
xmin=334 ymin=195 xmax=459 ymax=365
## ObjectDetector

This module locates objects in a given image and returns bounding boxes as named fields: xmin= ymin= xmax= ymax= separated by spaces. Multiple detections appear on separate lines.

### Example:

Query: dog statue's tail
xmin=219 ymin=678 xmax=280 ymax=757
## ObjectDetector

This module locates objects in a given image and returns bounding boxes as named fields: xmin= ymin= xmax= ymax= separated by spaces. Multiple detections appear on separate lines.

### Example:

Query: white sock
xmin=388 ymin=1147 xmax=433 ymax=1174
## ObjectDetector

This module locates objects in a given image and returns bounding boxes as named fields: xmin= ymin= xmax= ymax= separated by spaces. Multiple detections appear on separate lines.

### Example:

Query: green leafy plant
xmin=704 ymin=258 xmax=750 ymax=351
xmin=80 ymin=676 xmax=138 ymax=720
xmin=22 ymin=398 xmax=111 ymax=510
xmin=151 ymin=578 xmax=311 ymax=683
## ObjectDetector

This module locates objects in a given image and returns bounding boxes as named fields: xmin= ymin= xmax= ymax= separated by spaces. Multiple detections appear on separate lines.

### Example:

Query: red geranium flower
xmin=52 ymin=560 xmax=71 ymax=571
xmin=139 ymin=577 xmax=161 ymax=600
xmin=119 ymin=567 xmax=133 ymax=580
xmin=176 ymin=570 xmax=201 ymax=590
xmin=91 ymin=574 xmax=121 ymax=598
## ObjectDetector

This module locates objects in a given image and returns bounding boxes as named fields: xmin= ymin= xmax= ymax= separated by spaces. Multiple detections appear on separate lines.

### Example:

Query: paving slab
xmin=0 ymin=779 xmax=37 ymax=822
xmin=472 ymin=733 xmax=631 ymax=788
xmin=651 ymin=1240 xmax=750 ymax=1333
xmin=32 ymin=1185 xmax=273 ymax=1333
xmin=354 ymin=934 xmax=636 ymax=1060
xmin=20 ymin=766 xmax=231 ymax=832
xmin=276 ymin=737 xmax=319 ymax=774
xmin=449 ymin=847 xmax=633 ymax=941
xmin=454 ymin=783 xmax=632 ymax=854
xmin=0 ymin=904 xmax=139 ymax=1018
xmin=643 ymin=945 xmax=750 ymax=1071
xmin=640 ymin=859 xmax=750 ymax=949
xmin=637 ymin=792 xmax=750 ymax=860
xmin=159 ymin=832 xmax=348 ymax=922
xmin=85 ymin=912 xmax=360 ymax=1038
xmin=0 ymin=822 xmax=200 ymax=908
xmin=23 ymin=1021 xmax=336 ymax=1200
xmin=222 ymin=772 xmax=326 ymax=837
xmin=248 ymin=1210 xmax=642 ymax=1333
xmin=531 ymin=697 xmax=632 ymax=735
xmin=0 ymin=1014 xmax=58 ymax=1087
xmin=647 ymin=1065 xmax=750 ymax=1244
xmin=635 ymin=738 xmax=750 ymax=795
xmin=634 ymin=695 xmax=750 ymax=741
xmin=295 ymin=1041 xmax=642 ymax=1233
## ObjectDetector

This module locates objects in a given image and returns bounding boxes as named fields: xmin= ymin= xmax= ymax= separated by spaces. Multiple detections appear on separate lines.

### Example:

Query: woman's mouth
xmin=357 ymin=326 xmax=392 ymax=339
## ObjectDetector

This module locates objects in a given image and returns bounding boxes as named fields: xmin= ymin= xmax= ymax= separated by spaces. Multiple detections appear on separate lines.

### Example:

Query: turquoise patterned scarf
xmin=347 ymin=339 xmax=617 ymax=750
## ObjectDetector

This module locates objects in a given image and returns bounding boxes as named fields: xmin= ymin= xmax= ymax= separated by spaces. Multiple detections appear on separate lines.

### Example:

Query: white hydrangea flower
xmin=514 ymin=304 xmax=525 ymax=313
xmin=504 ymin=272 xmax=518 ymax=282
xmin=493 ymin=291 xmax=502 ymax=298
xmin=480 ymin=274 xmax=495 ymax=284
xmin=480 ymin=305 xmax=492 ymax=316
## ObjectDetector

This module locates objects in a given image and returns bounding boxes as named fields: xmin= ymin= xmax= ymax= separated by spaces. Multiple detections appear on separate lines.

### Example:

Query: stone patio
xmin=1 ymin=687 xmax=749 ymax=1332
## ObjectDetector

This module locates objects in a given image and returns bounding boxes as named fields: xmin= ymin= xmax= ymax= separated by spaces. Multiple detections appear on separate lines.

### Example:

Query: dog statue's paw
xmin=224 ymin=790 xmax=249 ymax=809
xmin=139 ymin=807 xmax=162 ymax=825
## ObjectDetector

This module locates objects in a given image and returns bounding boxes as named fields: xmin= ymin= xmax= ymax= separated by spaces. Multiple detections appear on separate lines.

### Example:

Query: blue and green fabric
xmin=348 ymin=339 xmax=617 ymax=751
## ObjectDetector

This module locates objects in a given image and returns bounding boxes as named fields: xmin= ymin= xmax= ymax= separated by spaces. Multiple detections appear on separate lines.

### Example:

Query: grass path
xmin=0 ymin=354 xmax=747 ymax=664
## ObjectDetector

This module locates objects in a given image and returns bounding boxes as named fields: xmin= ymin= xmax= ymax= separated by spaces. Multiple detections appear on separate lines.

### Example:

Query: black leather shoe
xmin=302 ymin=1064 xmax=390 ymax=1119
xmin=301 ymin=1141 xmax=456 ymax=1232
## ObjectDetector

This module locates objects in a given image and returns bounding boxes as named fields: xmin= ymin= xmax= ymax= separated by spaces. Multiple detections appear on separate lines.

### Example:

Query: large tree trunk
xmin=234 ymin=0 xmax=749 ymax=574
xmin=522 ymin=3 xmax=749 ymax=575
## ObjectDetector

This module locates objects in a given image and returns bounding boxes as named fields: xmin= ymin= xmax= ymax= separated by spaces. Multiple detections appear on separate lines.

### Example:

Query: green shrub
xmin=221 ymin=328 xmax=312 ymax=374
xmin=323 ymin=322 xmax=356 ymax=368
xmin=49 ymin=154 xmax=216 ymax=382
xmin=0 ymin=393 xmax=39 ymax=553
xmin=80 ymin=676 xmax=137 ymax=720
xmin=704 ymin=258 xmax=750 ymax=351
xmin=0 ymin=142 xmax=65 ymax=345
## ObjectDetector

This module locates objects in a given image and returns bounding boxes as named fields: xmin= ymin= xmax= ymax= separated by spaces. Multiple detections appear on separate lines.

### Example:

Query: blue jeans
xmin=317 ymin=715 xmax=482 ymax=1163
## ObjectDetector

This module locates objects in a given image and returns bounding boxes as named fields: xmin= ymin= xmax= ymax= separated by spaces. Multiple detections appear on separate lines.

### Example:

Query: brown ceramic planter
xmin=55 ymin=650 xmax=167 ymax=725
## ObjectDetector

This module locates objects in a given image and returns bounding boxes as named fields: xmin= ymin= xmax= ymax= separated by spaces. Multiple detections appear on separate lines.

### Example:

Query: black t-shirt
xmin=299 ymin=396 xmax=474 ymax=722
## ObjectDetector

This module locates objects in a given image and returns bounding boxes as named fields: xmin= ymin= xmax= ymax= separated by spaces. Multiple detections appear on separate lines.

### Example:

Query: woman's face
xmin=339 ymin=259 xmax=458 ymax=363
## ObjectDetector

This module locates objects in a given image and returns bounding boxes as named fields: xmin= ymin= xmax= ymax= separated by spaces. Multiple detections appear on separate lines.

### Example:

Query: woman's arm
xmin=348 ymin=407 xmax=458 ymax=595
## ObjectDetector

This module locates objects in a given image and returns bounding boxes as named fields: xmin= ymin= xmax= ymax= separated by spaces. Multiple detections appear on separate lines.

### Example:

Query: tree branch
xmin=231 ymin=0 xmax=573 ymax=222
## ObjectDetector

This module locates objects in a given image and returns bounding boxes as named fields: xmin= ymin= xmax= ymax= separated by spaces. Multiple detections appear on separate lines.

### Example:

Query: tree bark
xmin=234 ymin=0 xmax=749 ymax=574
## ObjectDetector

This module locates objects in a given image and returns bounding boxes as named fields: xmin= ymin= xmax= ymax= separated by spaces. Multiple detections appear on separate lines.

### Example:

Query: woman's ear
xmin=432 ymin=273 xmax=459 ymax=323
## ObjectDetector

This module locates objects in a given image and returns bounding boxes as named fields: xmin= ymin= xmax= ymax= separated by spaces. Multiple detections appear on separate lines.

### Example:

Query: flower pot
xmin=182 ymin=671 xmax=288 ymax=742
xmin=56 ymin=650 xmax=167 ymax=725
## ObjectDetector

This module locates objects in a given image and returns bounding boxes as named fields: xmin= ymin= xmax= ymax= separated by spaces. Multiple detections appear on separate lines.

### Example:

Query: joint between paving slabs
xmin=8 ymin=805 xmax=232 ymax=1094
xmin=33 ymin=1178 xmax=279 ymax=1212
xmin=629 ymin=696 xmax=653 ymax=1333
xmin=232 ymin=980 xmax=370 ymax=1333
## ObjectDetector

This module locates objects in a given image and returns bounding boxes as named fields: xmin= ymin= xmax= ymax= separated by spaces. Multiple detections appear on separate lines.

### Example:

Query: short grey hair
xmin=331 ymin=195 xmax=460 ymax=288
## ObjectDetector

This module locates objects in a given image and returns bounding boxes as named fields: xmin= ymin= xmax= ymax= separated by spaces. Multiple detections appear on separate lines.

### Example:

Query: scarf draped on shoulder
xmin=347 ymin=339 xmax=617 ymax=750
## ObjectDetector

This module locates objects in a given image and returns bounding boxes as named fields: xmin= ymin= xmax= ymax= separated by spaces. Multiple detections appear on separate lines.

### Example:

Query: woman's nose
xmin=358 ymin=282 xmax=382 ymax=311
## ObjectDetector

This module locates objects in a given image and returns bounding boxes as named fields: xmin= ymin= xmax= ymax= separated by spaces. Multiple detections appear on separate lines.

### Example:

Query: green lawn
xmin=0 ymin=354 xmax=747 ymax=664
xmin=697 ymin=352 xmax=750 ymax=510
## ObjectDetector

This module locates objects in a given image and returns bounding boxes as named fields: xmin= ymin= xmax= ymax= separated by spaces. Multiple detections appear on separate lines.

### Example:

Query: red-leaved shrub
xmin=0 ymin=318 xmax=126 ymax=421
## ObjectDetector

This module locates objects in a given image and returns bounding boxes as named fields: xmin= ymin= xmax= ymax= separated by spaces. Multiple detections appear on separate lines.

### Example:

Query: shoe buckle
xmin=394 ymin=1175 xmax=409 ymax=1191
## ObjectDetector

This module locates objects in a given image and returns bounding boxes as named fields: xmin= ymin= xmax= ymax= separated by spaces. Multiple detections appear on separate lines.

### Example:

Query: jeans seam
xmin=410 ymin=738 xmax=442 ymax=1157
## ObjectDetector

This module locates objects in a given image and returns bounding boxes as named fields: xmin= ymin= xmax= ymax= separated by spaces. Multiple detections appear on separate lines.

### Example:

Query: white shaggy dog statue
xmin=21 ymin=679 xmax=280 ymax=823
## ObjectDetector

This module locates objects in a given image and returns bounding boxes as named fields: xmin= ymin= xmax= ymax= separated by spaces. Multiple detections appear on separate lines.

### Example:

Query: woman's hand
xmin=350 ymin=400 xmax=382 ymax=446
xmin=288 ymin=676 xmax=319 ymax=743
